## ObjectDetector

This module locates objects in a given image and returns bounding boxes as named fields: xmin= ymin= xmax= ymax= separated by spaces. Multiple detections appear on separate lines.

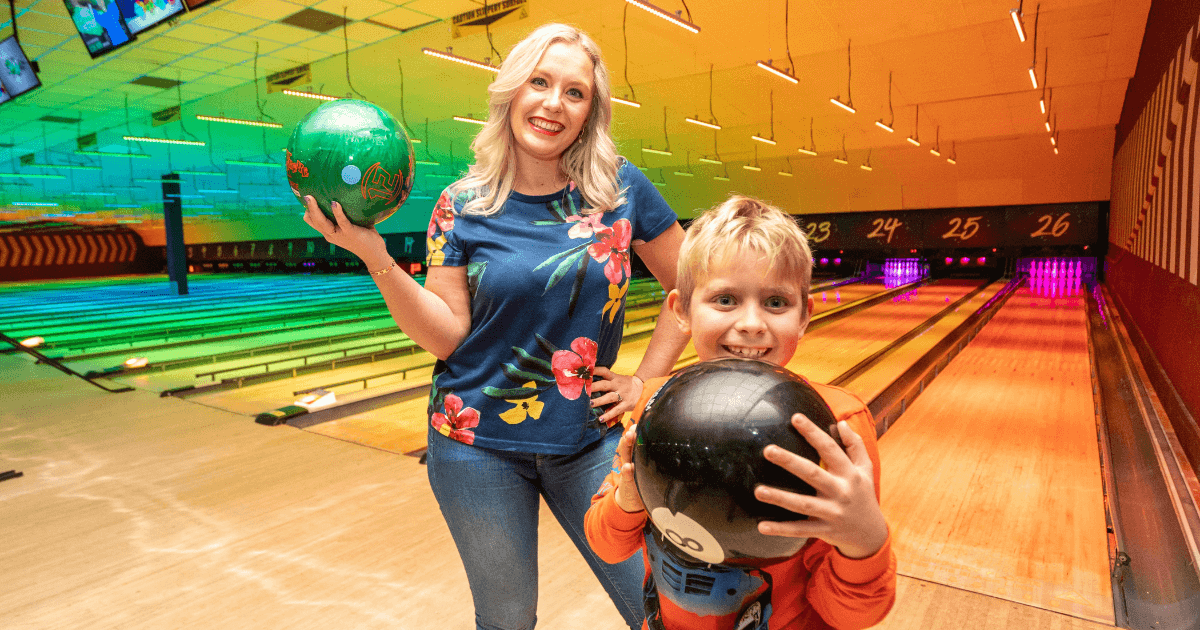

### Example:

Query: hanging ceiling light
xmin=743 ymin=145 xmax=762 ymax=171
xmin=282 ymin=89 xmax=338 ymax=101
xmin=1027 ymin=4 xmax=1040 ymax=89
xmin=623 ymin=0 xmax=701 ymax=33
xmin=757 ymin=61 xmax=797 ymax=84
xmin=422 ymin=47 xmax=499 ymax=73
xmin=833 ymin=135 xmax=849 ymax=164
xmin=1010 ymin=0 xmax=1027 ymax=42
xmin=876 ymin=70 xmax=896 ymax=132
xmin=614 ymin=5 xmax=642 ymax=108
xmin=798 ymin=118 xmax=818 ymax=156
xmin=453 ymin=115 xmax=487 ymax=126
xmin=830 ymin=40 xmax=856 ymax=113
xmin=195 ymin=115 xmax=282 ymax=129
xmin=778 ymin=156 xmax=794 ymax=177
xmin=686 ymin=64 xmax=722 ymax=130
xmin=906 ymin=104 xmax=921 ymax=146
xmin=929 ymin=126 xmax=941 ymax=157
xmin=642 ymin=107 xmax=673 ymax=156
xmin=124 ymin=136 xmax=205 ymax=146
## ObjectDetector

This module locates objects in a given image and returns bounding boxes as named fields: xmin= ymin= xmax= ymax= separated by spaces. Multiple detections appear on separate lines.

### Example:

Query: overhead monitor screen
xmin=63 ymin=0 xmax=135 ymax=59
xmin=115 ymin=0 xmax=186 ymax=35
xmin=0 ymin=37 xmax=42 ymax=101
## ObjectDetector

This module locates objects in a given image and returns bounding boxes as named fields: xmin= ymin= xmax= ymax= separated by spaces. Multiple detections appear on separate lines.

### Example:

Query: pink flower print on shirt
xmin=431 ymin=393 xmax=480 ymax=444
xmin=565 ymin=213 xmax=606 ymax=239
xmin=588 ymin=219 xmax=632 ymax=285
xmin=427 ymin=191 xmax=456 ymax=238
xmin=551 ymin=337 xmax=597 ymax=400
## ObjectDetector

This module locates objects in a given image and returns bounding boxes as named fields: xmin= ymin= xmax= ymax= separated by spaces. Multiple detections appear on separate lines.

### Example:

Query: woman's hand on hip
xmin=591 ymin=366 xmax=644 ymax=424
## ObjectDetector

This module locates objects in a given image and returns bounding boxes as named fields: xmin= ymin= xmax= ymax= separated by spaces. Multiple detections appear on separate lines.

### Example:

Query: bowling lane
xmin=808 ymin=281 xmax=887 ymax=318
xmin=786 ymin=279 xmax=984 ymax=384
xmin=876 ymin=286 xmax=1112 ymax=623
xmin=838 ymin=280 xmax=1004 ymax=402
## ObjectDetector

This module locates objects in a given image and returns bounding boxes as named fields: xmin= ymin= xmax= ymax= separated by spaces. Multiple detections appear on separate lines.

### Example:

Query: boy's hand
xmin=613 ymin=424 xmax=646 ymax=514
xmin=754 ymin=414 xmax=889 ymax=560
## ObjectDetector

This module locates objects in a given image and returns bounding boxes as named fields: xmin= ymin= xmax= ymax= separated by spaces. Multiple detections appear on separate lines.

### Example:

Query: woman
xmin=302 ymin=23 xmax=688 ymax=629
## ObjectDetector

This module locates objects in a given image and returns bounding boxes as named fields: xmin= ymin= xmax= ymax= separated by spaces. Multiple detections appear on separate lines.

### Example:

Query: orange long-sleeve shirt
xmin=584 ymin=375 xmax=897 ymax=630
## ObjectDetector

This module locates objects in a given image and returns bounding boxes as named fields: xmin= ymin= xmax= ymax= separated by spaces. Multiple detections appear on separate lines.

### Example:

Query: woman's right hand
xmin=613 ymin=424 xmax=646 ymax=513
xmin=301 ymin=196 xmax=390 ymax=267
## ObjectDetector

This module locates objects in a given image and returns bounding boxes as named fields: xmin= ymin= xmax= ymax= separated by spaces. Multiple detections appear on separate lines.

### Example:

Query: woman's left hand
xmin=590 ymin=367 xmax=644 ymax=425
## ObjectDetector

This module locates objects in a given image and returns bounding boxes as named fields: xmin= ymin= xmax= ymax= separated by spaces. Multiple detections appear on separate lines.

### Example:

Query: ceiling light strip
xmin=0 ymin=173 xmax=65 ymax=180
xmin=685 ymin=117 xmax=721 ymax=130
xmin=76 ymin=151 xmax=150 ymax=159
xmin=196 ymin=115 xmax=283 ymax=129
xmin=829 ymin=98 xmax=856 ymax=114
xmin=283 ymin=89 xmax=339 ymax=101
xmin=422 ymin=48 xmax=500 ymax=73
xmin=757 ymin=61 xmax=798 ymax=85
xmin=611 ymin=97 xmax=642 ymax=108
xmin=624 ymin=0 xmax=700 ymax=33
xmin=124 ymin=136 xmax=205 ymax=146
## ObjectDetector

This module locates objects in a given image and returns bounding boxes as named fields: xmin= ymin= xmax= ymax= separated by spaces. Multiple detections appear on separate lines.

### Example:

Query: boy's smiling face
xmin=669 ymin=248 xmax=813 ymax=367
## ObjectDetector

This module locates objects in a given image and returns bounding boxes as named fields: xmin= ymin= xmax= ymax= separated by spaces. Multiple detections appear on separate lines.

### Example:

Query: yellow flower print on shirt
xmin=427 ymin=234 xmax=447 ymax=266
xmin=603 ymin=279 xmax=629 ymax=323
xmin=499 ymin=382 xmax=545 ymax=424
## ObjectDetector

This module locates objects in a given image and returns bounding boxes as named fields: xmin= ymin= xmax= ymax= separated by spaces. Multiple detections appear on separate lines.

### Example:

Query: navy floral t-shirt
xmin=424 ymin=159 xmax=677 ymax=454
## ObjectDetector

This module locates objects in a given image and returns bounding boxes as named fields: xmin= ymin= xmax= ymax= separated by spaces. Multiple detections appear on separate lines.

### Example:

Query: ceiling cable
xmin=876 ymin=71 xmax=895 ymax=132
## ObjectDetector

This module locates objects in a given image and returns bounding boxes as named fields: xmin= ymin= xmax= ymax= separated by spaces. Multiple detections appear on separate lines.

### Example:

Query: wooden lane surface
xmin=809 ymin=282 xmax=886 ymax=318
xmin=872 ymin=576 xmax=1114 ymax=629
xmin=786 ymin=280 xmax=981 ymax=384
xmin=875 ymin=286 xmax=1113 ymax=624
xmin=842 ymin=280 xmax=1004 ymax=402
xmin=0 ymin=353 xmax=626 ymax=629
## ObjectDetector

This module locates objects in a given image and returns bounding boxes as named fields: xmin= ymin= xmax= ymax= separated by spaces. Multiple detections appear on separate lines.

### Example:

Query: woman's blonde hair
xmin=449 ymin=23 xmax=623 ymax=216
xmin=676 ymin=196 xmax=813 ymax=312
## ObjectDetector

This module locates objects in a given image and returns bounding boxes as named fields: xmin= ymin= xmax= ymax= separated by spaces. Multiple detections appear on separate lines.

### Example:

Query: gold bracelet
xmin=369 ymin=259 xmax=396 ymax=277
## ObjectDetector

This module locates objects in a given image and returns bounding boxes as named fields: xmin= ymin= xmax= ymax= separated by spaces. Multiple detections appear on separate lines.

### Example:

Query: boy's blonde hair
xmin=450 ymin=23 xmax=623 ymax=217
xmin=676 ymin=196 xmax=813 ymax=312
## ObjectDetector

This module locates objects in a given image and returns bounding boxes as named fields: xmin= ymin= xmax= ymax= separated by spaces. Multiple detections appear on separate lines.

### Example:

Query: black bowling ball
xmin=633 ymin=358 xmax=840 ymax=565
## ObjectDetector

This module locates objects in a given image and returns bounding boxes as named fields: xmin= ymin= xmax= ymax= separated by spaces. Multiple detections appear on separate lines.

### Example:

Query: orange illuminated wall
xmin=1107 ymin=3 xmax=1200 ymax=472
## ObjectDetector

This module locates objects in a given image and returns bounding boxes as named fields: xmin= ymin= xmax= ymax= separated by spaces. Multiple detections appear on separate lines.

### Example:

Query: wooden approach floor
xmin=0 ymin=280 xmax=1116 ymax=629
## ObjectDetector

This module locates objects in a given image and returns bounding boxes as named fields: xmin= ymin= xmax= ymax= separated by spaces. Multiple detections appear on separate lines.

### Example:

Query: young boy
xmin=584 ymin=196 xmax=896 ymax=629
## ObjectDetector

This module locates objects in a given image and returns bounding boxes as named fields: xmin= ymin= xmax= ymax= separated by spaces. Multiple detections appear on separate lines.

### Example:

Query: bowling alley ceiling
xmin=0 ymin=0 xmax=1151 ymax=237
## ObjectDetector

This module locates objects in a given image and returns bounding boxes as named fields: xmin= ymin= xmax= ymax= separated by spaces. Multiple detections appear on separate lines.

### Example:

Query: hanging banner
xmin=77 ymin=132 xmax=97 ymax=150
xmin=267 ymin=64 xmax=312 ymax=93
xmin=152 ymin=105 xmax=180 ymax=127
xmin=452 ymin=0 xmax=528 ymax=38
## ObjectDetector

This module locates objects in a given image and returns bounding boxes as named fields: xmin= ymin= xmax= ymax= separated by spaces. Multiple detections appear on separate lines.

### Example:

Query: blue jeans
xmin=426 ymin=425 xmax=645 ymax=630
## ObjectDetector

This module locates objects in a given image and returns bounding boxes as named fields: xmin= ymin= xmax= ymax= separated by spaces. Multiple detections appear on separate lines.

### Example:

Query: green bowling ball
xmin=286 ymin=99 xmax=415 ymax=228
